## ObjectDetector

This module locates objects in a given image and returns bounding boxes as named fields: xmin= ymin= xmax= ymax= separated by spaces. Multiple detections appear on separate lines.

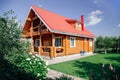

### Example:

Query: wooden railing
xmin=32 ymin=31 xmax=40 ymax=36
xmin=23 ymin=31 xmax=30 ymax=37
xmin=40 ymin=46 xmax=64 ymax=58
xmin=55 ymin=47 xmax=64 ymax=53
xmin=41 ymin=46 xmax=51 ymax=53
xmin=41 ymin=29 xmax=49 ymax=34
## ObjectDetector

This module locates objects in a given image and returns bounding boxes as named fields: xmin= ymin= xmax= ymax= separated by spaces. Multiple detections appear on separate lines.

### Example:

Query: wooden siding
xmin=66 ymin=36 xmax=84 ymax=55
xmin=23 ymin=9 xmax=94 ymax=58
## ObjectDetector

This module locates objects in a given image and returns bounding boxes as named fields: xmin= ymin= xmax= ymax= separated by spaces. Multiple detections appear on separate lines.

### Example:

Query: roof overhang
xmin=51 ymin=30 xmax=95 ymax=38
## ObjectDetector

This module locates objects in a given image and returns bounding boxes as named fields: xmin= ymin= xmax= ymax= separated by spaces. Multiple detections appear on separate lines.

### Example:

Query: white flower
xmin=45 ymin=61 xmax=48 ymax=66
xmin=26 ymin=58 xmax=30 ymax=61
xmin=30 ymin=61 xmax=32 ymax=64
xmin=32 ymin=55 xmax=35 ymax=58
xmin=35 ymin=58 xmax=37 ymax=61
xmin=29 ymin=52 xmax=32 ymax=54
xmin=47 ymin=68 xmax=50 ymax=71
xmin=37 ymin=73 xmax=40 ymax=77
xmin=39 ymin=62 xmax=41 ymax=65
xmin=35 ymin=54 xmax=39 ymax=57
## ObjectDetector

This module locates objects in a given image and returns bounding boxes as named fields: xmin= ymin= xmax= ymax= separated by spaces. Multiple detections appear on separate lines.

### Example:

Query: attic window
xmin=76 ymin=22 xmax=81 ymax=27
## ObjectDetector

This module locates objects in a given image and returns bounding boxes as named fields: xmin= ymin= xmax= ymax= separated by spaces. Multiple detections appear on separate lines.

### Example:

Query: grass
xmin=49 ymin=53 xmax=120 ymax=80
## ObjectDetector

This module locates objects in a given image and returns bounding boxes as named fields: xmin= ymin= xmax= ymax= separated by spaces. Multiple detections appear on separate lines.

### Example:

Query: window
xmin=76 ymin=22 xmax=81 ymax=27
xmin=35 ymin=39 xmax=40 ymax=47
xmin=70 ymin=37 xmax=76 ymax=47
xmin=90 ymin=39 xmax=93 ymax=47
xmin=55 ymin=37 xmax=62 ymax=47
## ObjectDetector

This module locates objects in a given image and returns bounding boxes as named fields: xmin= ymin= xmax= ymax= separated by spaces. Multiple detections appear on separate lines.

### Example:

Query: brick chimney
xmin=81 ymin=15 xmax=84 ymax=31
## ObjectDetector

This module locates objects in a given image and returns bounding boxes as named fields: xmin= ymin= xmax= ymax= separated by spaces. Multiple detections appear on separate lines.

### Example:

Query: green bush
xmin=19 ymin=54 xmax=48 ymax=80
xmin=0 ymin=10 xmax=48 ymax=80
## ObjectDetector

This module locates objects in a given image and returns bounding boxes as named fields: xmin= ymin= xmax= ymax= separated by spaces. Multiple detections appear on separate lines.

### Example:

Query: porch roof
xmin=24 ymin=6 xmax=95 ymax=38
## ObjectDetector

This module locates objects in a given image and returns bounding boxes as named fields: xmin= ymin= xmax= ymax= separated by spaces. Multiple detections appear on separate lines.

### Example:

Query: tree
xmin=95 ymin=36 xmax=120 ymax=53
xmin=95 ymin=36 xmax=104 ymax=49
xmin=0 ymin=10 xmax=48 ymax=80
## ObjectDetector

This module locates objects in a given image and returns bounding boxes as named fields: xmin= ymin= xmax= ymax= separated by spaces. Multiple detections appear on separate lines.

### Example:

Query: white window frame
xmin=70 ymin=37 xmax=76 ymax=47
xmin=55 ymin=37 xmax=62 ymax=47
xmin=89 ymin=39 xmax=93 ymax=47
xmin=35 ymin=39 xmax=40 ymax=47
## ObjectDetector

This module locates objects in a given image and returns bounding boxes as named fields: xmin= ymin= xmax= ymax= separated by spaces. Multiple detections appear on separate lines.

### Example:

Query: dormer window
xmin=76 ymin=22 xmax=81 ymax=28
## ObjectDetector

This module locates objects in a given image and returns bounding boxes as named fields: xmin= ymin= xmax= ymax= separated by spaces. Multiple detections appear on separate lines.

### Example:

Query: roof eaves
xmin=51 ymin=30 xmax=95 ymax=38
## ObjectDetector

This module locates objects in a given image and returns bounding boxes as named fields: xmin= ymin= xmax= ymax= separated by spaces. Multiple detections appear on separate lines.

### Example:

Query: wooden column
xmin=92 ymin=39 xmax=94 ymax=53
xmin=51 ymin=34 xmax=55 ymax=58
xmin=88 ymin=38 xmax=90 ymax=53
xmin=30 ymin=21 xmax=33 ymax=37
xmin=39 ymin=35 xmax=42 ymax=55
xmin=65 ymin=35 xmax=68 ymax=56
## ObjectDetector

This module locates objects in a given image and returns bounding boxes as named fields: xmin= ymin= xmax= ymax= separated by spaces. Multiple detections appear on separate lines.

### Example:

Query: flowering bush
xmin=19 ymin=54 xmax=48 ymax=80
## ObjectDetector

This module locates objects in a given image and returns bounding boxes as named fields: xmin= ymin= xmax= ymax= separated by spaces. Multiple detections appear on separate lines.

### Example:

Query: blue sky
xmin=0 ymin=0 xmax=120 ymax=37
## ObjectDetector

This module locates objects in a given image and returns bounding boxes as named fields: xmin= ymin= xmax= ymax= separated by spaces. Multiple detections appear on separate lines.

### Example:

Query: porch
xmin=31 ymin=34 xmax=66 ymax=58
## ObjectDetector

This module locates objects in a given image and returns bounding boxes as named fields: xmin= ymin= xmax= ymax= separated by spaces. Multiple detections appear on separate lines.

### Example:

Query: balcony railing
xmin=23 ymin=31 xmax=30 ymax=37
xmin=32 ymin=31 xmax=40 ymax=36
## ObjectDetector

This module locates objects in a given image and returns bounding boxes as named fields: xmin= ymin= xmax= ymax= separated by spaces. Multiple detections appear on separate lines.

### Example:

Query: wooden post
xmin=39 ymin=35 xmax=42 ymax=55
xmin=88 ymin=38 xmax=90 ymax=53
xmin=30 ymin=21 xmax=33 ymax=37
xmin=51 ymin=34 xmax=55 ymax=58
xmin=65 ymin=35 xmax=68 ymax=56
xmin=92 ymin=39 xmax=94 ymax=53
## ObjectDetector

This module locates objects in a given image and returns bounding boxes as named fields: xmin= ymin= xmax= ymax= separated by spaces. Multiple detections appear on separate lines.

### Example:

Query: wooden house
xmin=23 ymin=6 xmax=95 ymax=58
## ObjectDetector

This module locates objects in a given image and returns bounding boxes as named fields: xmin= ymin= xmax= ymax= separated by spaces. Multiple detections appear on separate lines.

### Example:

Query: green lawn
xmin=49 ymin=53 xmax=120 ymax=80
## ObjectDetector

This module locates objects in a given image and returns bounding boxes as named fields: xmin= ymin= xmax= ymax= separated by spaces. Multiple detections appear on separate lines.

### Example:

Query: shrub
xmin=19 ymin=54 xmax=48 ymax=80
xmin=0 ymin=10 xmax=48 ymax=80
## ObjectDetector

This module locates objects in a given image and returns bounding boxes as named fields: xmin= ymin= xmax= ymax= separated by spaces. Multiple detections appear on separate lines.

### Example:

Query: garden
xmin=49 ymin=53 xmax=120 ymax=80
xmin=0 ymin=10 xmax=120 ymax=80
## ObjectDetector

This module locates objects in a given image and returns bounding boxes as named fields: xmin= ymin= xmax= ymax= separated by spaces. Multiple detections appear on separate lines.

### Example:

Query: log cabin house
xmin=23 ymin=6 xmax=95 ymax=58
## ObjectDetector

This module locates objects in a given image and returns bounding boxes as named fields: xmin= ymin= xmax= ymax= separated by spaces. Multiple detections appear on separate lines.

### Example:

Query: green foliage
xmin=95 ymin=36 xmax=120 ymax=53
xmin=19 ymin=54 xmax=48 ymax=79
xmin=0 ymin=10 xmax=22 ymax=56
xmin=0 ymin=10 xmax=48 ymax=80
xmin=49 ymin=54 xmax=120 ymax=80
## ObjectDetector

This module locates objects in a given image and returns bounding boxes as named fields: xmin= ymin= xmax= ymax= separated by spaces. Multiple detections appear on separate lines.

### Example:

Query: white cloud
xmin=87 ymin=10 xmax=103 ymax=26
xmin=118 ymin=24 xmax=120 ymax=27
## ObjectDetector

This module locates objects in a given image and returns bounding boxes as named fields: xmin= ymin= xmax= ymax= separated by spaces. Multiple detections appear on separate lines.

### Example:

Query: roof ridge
xmin=31 ymin=5 xmax=70 ymax=19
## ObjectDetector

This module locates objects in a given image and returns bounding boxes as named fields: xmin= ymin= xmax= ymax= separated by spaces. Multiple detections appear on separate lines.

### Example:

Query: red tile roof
xmin=25 ymin=6 xmax=95 ymax=38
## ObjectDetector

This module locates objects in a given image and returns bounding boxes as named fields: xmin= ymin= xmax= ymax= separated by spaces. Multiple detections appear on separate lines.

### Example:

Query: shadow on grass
xmin=0 ymin=56 xmax=40 ymax=80
xmin=73 ymin=60 xmax=120 ymax=80
xmin=105 ymin=55 xmax=120 ymax=63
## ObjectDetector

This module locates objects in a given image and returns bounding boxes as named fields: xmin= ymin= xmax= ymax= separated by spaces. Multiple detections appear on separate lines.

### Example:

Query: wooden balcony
xmin=32 ymin=31 xmax=40 ymax=36
xmin=23 ymin=31 xmax=30 ymax=38
xmin=41 ymin=29 xmax=50 ymax=34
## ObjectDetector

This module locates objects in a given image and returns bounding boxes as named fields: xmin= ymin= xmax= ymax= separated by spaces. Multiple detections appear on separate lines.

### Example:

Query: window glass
xmin=35 ymin=39 xmax=40 ymax=47
xmin=70 ymin=37 xmax=76 ymax=47
xmin=55 ymin=37 xmax=62 ymax=47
